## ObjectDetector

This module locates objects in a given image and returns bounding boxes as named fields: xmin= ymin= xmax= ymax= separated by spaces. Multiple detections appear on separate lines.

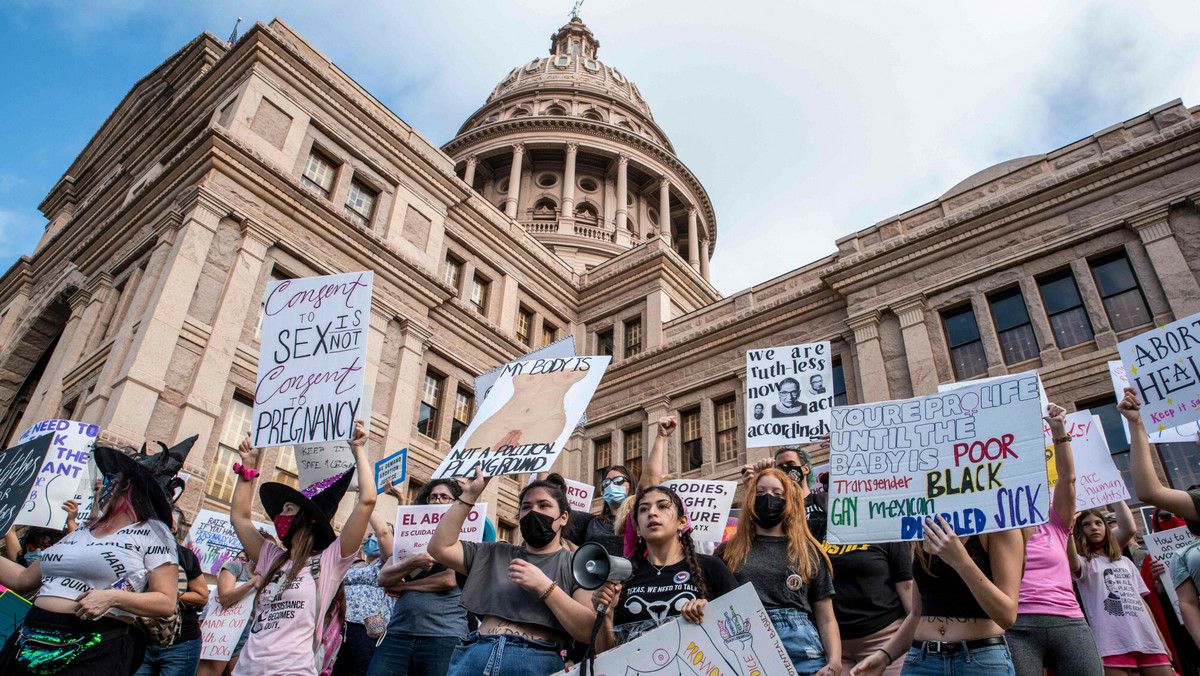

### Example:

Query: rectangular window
xmin=406 ymin=480 xmax=424 ymax=506
xmin=542 ymin=322 xmax=557 ymax=346
xmin=470 ymin=276 xmax=489 ymax=315
xmin=624 ymin=318 xmax=643 ymax=358
xmin=988 ymin=288 xmax=1039 ymax=365
xmin=594 ymin=437 xmax=612 ymax=490
xmin=443 ymin=256 xmax=462 ymax=291
xmin=832 ymin=357 xmax=848 ymax=406
xmin=714 ymin=397 xmax=738 ymax=463
xmin=1079 ymin=395 xmax=1139 ymax=504
xmin=623 ymin=427 xmax=643 ymax=481
xmin=301 ymin=149 xmax=336 ymax=198
xmin=942 ymin=305 xmax=988 ymax=379
xmin=255 ymin=269 xmax=292 ymax=340
xmin=344 ymin=179 xmax=377 ymax=227
xmin=417 ymin=371 xmax=443 ymax=438
xmin=597 ymin=329 xmax=613 ymax=357
xmin=1090 ymin=252 xmax=1152 ymax=332
xmin=1037 ymin=270 xmax=1094 ymax=348
xmin=205 ymin=396 xmax=254 ymax=502
xmin=1156 ymin=442 xmax=1200 ymax=493
xmin=450 ymin=389 xmax=474 ymax=446
xmin=517 ymin=307 xmax=533 ymax=346
xmin=682 ymin=407 xmax=702 ymax=472
xmin=498 ymin=521 xmax=516 ymax=544
xmin=274 ymin=446 xmax=299 ymax=489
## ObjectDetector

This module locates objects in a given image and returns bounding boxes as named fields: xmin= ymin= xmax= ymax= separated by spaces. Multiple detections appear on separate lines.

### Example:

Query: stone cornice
xmin=845 ymin=310 xmax=883 ymax=343
xmin=893 ymin=295 xmax=927 ymax=329
xmin=1127 ymin=206 xmax=1173 ymax=244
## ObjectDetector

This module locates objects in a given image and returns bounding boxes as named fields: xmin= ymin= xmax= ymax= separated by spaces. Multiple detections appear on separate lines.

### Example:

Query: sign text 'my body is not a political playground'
xmin=827 ymin=373 xmax=1048 ymax=544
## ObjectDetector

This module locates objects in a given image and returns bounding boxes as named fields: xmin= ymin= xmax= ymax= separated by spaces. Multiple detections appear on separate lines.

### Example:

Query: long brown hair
xmin=264 ymin=512 xmax=317 ymax=588
xmin=1074 ymin=509 xmax=1122 ymax=562
xmin=721 ymin=468 xmax=829 ymax=582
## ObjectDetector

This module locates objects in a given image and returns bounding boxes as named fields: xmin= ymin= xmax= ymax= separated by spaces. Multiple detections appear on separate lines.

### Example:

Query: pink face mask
xmin=274 ymin=514 xmax=296 ymax=539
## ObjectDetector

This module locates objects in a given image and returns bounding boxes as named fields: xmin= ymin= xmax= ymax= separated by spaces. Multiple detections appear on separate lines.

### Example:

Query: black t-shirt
xmin=716 ymin=536 xmax=833 ymax=614
xmin=805 ymin=492 xmax=827 ymax=542
xmin=823 ymin=542 xmax=912 ymax=640
xmin=177 ymin=545 xmax=204 ymax=642
xmin=612 ymin=554 xmax=738 ymax=644
xmin=566 ymin=510 xmax=623 ymax=556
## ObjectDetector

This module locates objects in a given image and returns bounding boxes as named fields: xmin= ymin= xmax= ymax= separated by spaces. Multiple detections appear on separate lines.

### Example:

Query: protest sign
xmin=1108 ymin=360 xmax=1200 ymax=444
xmin=392 ymin=502 xmax=488 ymax=560
xmin=432 ymin=356 xmax=609 ymax=479
xmin=662 ymin=479 xmax=737 ymax=543
xmin=475 ymin=335 xmax=584 ymax=426
xmin=1056 ymin=413 xmax=1129 ymax=509
xmin=0 ymin=434 xmax=54 ymax=536
xmin=1144 ymin=525 xmax=1199 ymax=623
xmin=0 ymin=588 xmax=31 ymax=648
xmin=827 ymin=372 xmax=1047 ymax=544
xmin=810 ymin=462 xmax=830 ymax=494
xmin=564 ymin=477 xmax=593 ymax=512
xmin=557 ymin=583 xmax=797 ymax=676
xmin=252 ymin=271 xmax=373 ymax=447
xmin=375 ymin=448 xmax=407 ymax=494
xmin=295 ymin=440 xmax=355 ymax=494
xmin=199 ymin=587 xmax=256 ymax=661
xmin=745 ymin=342 xmax=833 ymax=447
xmin=940 ymin=371 xmax=1051 ymax=444
xmin=1117 ymin=313 xmax=1200 ymax=435
xmin=187 ymin=509 xmax=275 ymax=575
xmin=15 ymin=419 xmax=97 ymax=529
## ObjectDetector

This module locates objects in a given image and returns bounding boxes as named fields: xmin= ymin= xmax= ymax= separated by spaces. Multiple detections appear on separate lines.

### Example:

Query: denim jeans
xmin=902 ymin=642 xmax=1015 ymax=675
xmin=767 ymin=607 xmax=827 ymax=675
xmin=134 ymin=637 xmax=202 ymax=676
xmin=367 ymin=633 xmax=460 ymax=676
xmin=445 ymin=632 xmax=565 ymax=676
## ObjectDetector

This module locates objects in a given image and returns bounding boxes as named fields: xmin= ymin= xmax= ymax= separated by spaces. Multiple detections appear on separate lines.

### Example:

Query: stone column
xmin=971 ymin=293 xmax=1006 ymax=376
xmin=658 ymin=180 xmax=672 ymax=245
xmin=615 ymin=154 xmax=629 ymax=233
xmin=0 ymin=284 xmax=32 ymax=348
xmin=16 ymin=287 xmax=94 ymax=429
xmin=559 ymin=143 xmax=578 ymax=234
xmin=1130 ymin=208 xmax=1200 ymax=318
xmin=504 ymin=143 xmax=524 ymax=219
xmin=894 ymin=296 xmax=938 ymax=395
xmin=1071 ymin=258 xmax=1116 ymax=349
xmin=699 ymin=238 xmax=711 ymax=281
xmin=82 ymin=274 xmax=119 ymax=355
xmin=385 ymin=319 xmax=433 ymax=477
xmin=463 ymin=155 xmax=477 ymax=188
xmin=687 ymin=208 xmax=700 ymax=270
xmin=846 ymin=310 xmax=890 ymax=402
xmin=171 ymin=217 xmax=273 ymax=461
xmin=1018 ymin=275 xmax=1060 ymax=366
xmin=645 ymin=288 xmax=671 ymax=350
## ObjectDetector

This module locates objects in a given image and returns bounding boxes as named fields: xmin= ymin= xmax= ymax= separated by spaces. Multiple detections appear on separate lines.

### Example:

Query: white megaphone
xmin=571 ymin=541 xmax=633 ymax=614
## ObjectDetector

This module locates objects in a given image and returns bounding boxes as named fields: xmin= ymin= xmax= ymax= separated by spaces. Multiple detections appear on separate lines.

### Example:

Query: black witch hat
xmin=93 ymin=435 xmax=197 ymax=524
xmin=259 ymin=469 xmax=353 ymax=551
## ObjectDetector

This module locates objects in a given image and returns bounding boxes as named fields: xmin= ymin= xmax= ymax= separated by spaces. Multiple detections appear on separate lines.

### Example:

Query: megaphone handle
xmin=596 ymin=602 xmax=608 ymax=615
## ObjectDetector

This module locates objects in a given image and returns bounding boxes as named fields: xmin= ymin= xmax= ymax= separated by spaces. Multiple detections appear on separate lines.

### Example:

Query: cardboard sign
xmin=295 ymin=439 xmax=355 ymax=494
xmin=827 ymin=372 xmax=1048 ymax=544
xmin=940 ymin=371 xmax=1051 ymax=444
xmin=565 ymin=478 xmax=594 ymax=512
xmin=199 ymin=587 xmax=256 ymax=661
xmin=1117 ymin=313 xmax=1200 ymax=435
xmin=0 ymin=434 xmax=55 ymax=536
xmin=475 ymin=336 xmax=581 ymax=423
xmin=375 ymin=448 xmax=408 ymax=494
xmin=745 ymin=342 xmax=833 ymax=446
xmin=1061 ymin=414 xmax=1129 ymax=509
xmin=1108 ymin=360 xmax=1200 ymax=444
xmin=186 ymin=509 xmax=276 ymax=575
xmin=252 ymin=271 xmax=373 ymax=447
xmin=1144 ymin=525 xmax=1199 ymax=623
xmin=662 ymin=479 xmax=737 ymax=543
xmin=432 ymin=356 xmax=609 ymax=479
xmin=557 ymin=583 xmax=797 ymax=676
xmin=0 ymin=588 xmax=31 ymax=648
xmin=392 ymin=502 xmax=488 ymax=560
xmin=15 ymin=420 xmax=97 ymax=530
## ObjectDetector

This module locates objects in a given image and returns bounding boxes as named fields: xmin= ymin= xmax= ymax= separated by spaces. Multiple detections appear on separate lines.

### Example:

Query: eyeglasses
xmin=601 ymin=476 xmax=628 ymax=488
xmin=427 ymin=494 xmax=455 ymax=504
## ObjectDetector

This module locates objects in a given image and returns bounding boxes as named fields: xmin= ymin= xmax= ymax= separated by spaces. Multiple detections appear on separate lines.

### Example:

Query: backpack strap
xmin=309 ymin=555 xmax=323 ymax=659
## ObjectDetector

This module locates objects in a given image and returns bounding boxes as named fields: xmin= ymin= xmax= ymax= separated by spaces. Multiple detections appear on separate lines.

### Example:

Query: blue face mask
xmin=602 ymin=484 xmax=627 ymax=508
xmin=362 ymin=537 xmax=380 ymax=558
xmin=24 ymin=548 xmax=43 ymax=565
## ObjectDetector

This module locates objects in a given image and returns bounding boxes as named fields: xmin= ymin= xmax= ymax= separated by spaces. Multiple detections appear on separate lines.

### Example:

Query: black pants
xmin=0 ymin=606 xmax=144 ymax=675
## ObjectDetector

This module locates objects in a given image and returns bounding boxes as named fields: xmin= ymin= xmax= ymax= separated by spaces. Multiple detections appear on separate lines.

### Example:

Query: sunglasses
xmin=601 ymin=476 xmax=628 ymax=488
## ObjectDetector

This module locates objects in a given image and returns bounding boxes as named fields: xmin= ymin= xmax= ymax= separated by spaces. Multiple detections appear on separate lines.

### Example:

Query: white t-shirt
xmin=1074 ymin=554 xmax=1168 ymax=658
xmin=37 ymin=519 xmax=178 ymax=619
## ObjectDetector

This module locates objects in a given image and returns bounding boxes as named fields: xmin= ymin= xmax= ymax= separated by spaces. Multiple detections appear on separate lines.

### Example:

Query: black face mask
xmin=752 ymin=494 xmax=786 ymax=529
xmin=782 ymin=466 xmax=807 ymax=486
xmin=520 ymin=510 xmax=560 ymax=549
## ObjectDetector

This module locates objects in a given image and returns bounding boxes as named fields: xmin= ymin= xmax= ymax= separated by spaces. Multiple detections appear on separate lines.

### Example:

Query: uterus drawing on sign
xmin=460 ymin=370 xmax=588 ymax=453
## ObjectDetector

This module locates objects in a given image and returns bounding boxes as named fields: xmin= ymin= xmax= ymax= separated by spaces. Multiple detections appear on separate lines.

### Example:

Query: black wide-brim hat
xmin=259 ymin=469 xmax=353 ymax=551
xmin=93 ymin=435 xmax=197 ymax=524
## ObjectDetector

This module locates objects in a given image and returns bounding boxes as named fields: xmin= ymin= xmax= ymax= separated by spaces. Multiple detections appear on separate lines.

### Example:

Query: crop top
xmin=912 ymin=534 xmax=993 ymax=620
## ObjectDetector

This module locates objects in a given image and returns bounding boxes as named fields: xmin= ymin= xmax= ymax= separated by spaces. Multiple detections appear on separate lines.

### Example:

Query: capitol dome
xmin=442 ymin=17 xmax=715 ymax=279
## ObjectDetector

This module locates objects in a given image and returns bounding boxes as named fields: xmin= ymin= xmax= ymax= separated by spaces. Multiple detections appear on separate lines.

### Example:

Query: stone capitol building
xmin=2 ymin=17 xmax=1199 ymax=532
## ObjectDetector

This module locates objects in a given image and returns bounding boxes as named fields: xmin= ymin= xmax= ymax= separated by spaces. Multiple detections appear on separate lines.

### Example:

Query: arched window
xmin=545 ymin=104 xmax=567 ymax=116
xmin=575 ymin=202 xmax=599 ymax=222
xmin=510 ymin=107 xmax=530 ymax=118
xmin=533 ymin=197 xmax=558 ymax=219
xmin=582 ymin=109 xmax=603 ymax=122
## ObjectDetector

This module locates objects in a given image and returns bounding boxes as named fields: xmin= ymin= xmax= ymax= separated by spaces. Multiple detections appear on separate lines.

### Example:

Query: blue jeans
xmin=367 ymin=633 xmax=459 ymax=676
xmin=767 ymin=607 xmax=827 ymax=675
xmin=445 ymin=632 xmax=564 ymax=676
xmin=134 ymin=637 xmax=202 ymax=676
xmin=902 ymin=642 xmax=1015 ymax=675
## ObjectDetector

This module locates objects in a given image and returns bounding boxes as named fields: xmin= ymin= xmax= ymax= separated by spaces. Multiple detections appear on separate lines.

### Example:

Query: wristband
xmin=876 ymin=647 xmax=896 ymax=665
xmin=539 ymin=580 xmax=558 ymax=601
xmin=232 ymin=463 xmax=260 ymax=481
xmin=1053 ymin=434 xmax=1072 ymax=445
xmin=455 ymin=496 xmax=476 ymax=507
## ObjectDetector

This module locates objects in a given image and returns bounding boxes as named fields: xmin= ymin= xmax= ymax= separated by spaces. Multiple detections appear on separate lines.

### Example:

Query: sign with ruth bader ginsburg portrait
xmin=744 ymin=342 xmax=833 ymax=447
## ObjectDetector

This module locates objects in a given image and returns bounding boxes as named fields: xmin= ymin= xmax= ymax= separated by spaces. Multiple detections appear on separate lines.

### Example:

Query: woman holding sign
xmin=429 ymin=472 xmax=596 ymax=676
xmin=228 ymin=420 xmax=377 ymax=676
xmin=717 ymin=468 xmax=840 ymax=675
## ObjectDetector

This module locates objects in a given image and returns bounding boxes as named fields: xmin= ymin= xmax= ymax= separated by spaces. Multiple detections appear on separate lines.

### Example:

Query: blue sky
xmin=3 ymin=1 xmax=1200 ymax=293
